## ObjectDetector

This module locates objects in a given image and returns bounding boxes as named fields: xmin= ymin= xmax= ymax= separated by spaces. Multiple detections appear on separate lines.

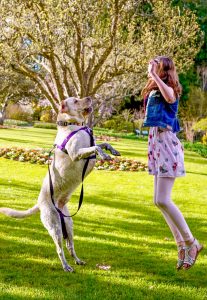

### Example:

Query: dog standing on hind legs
xmin=0 ymin=96 xmax=120 ymax=272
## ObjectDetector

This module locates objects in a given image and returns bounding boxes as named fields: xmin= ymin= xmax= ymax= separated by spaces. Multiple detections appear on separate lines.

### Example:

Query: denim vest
xmin=143 ymin=90 xmax=180 ymax=133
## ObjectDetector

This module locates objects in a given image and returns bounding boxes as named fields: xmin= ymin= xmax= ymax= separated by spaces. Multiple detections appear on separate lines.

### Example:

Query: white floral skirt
xmin=148 ymin=127 xmax=186 ymax=177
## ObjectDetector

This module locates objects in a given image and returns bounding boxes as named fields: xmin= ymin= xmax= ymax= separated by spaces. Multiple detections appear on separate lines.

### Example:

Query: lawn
xmin=0 ymin=127 xmax=207 ymax=300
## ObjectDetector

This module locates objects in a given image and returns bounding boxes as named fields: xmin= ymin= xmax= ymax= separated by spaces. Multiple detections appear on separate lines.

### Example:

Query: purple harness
xmin=56 ymin=126 xmax=95 ymax=155
xmin=48 ymin=126 xmax=96 ymax=239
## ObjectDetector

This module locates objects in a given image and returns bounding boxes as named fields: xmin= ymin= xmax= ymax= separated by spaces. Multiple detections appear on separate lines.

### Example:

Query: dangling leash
xmin=48 ymin=126 xmax=95 ymax=239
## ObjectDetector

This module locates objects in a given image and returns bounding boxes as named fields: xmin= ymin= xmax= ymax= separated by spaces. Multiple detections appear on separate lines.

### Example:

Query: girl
xmin=142 ymin=56 xmax=203 ymax=270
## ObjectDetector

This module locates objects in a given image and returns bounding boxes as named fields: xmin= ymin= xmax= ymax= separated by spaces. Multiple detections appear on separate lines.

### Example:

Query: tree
xmin=0 ymin=0 xmax=203 ymax=125
xmin=172 ymin=0 xmax=207 ymax=92
xmin=179 ymin=86 xmax=207 ymax=141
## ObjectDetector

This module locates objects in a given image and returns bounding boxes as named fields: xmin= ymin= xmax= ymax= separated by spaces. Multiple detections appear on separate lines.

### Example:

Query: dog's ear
xmin=60 ymin=101 xmax=68 ymax=113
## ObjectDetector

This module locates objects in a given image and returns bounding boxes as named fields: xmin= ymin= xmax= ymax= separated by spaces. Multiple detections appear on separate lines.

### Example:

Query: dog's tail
xmin=0 ymin=204 xmax=39 ymax=218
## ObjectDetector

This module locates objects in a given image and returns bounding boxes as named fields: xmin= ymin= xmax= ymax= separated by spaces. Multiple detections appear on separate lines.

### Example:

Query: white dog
xmin=0 ymin=97 xmax=120 ymax=272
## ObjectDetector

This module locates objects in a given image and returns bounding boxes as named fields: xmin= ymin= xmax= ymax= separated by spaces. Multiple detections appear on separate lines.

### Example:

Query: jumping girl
xmin=142 ymin=56 xmax=203 ymax=270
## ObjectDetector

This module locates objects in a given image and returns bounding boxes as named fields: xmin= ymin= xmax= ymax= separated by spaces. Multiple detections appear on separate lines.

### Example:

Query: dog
xmin=0 ymin=96 xmax=120 ymax=272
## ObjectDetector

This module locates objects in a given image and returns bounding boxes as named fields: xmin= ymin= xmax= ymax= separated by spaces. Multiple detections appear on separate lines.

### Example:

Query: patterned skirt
xmin=148 ymin=127 xmax=186 ymax=177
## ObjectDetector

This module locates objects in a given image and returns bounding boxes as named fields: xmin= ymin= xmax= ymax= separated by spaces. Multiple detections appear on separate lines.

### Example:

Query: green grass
xmin=0 ymin=127 xmax=207 ymax=300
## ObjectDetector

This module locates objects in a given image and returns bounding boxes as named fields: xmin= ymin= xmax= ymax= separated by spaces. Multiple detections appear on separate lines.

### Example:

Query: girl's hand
xmin=148 ymin=60 xmax=158 ymax=78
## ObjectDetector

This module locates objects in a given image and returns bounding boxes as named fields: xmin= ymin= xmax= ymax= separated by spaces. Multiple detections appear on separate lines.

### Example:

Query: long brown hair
xmin=141 ymin=56 xmax=182 ymax=99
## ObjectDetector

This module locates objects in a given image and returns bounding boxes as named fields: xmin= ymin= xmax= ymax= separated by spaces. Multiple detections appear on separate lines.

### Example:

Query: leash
xmin=47 ymin=127 xmax=95 ymax=239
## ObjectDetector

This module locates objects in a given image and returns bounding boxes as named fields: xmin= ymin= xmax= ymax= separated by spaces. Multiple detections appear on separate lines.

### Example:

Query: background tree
xmin=0 ymin=0 xmax=203 ymax=126
xmin=179 ymin=86 xmax=207 ymax=141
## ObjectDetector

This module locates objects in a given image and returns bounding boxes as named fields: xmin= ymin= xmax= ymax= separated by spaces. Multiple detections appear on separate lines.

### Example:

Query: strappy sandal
xmin=176 ymin=245 xmax=185 ymax=271
xmin=183 ymin=239 xmax=203 ymax=270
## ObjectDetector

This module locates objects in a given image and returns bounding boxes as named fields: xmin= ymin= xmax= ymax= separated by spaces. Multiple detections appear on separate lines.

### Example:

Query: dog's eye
xmin=74 ymin=99 xmax=78 ymax=104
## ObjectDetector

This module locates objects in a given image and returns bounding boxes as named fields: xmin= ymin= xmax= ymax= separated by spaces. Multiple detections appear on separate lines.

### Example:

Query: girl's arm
xmin=148 ymin=60 xmax=176 ymax=103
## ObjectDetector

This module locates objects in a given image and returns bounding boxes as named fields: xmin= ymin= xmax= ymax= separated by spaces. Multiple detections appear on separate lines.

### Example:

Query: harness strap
xmin=57 ymin=126 xmax=90 ymax=152
xmin=48 ymin=127 xmax=95 ymax=239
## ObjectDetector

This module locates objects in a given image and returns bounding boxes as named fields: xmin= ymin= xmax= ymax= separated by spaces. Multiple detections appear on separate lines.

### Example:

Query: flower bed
xmin=0 ymin=147 xmax=147 ymax=172
xmin=0 ymin=147 xmax=51 ymax=165
xmin=95 ymin=158 xmax=147 ymax=171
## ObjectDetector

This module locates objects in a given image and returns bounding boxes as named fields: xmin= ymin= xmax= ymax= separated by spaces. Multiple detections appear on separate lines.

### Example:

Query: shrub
xmin=193 ymin=118 xmax=207 ymax=131
xmin=102 ymin=119 xmax=117 ymax=130
xmin=184 ymin=141 xmax=207 ymax=158
xmin=33 ymin=122 xmax=57 ymax=129
xmin=202 ymin=133 xmax=207 ymax=145
xmin=103 ymin=116 xmax=134 ymax=132
xmin=40 ymin=111 xmax=56 ymax=123
xmin=4 ymin=119 xmax=30 ymax=126
xmin=6 ymin=104 xmax=32 ymax=123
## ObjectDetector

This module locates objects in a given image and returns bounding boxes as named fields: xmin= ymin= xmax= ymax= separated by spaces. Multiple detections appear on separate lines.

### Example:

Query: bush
xmin=193 ymin=118 xmax=207 ymax=131
xmin=4 ymin=119 xmax=30 ymax=127
xmin=33 ymin=122 xmax=57 ymax=129
xmin=184 ymin=141 xmax=207 ymax=158
xmin=40 ymin=111 xmax=56 ymax=123
xmin=6 ymin=104 xmax=32 ymax=123
xmin=102 ymin=119 xmax=117 ymax=130
xmin=202 ymin=133 xmax=207 ymax=145
xmin=102 ymin=116 xmax=134 ymax=132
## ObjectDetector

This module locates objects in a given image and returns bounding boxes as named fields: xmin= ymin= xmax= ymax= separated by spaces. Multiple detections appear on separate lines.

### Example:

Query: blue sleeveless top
xmin=143 ymin=90 xmax=180 ymax=133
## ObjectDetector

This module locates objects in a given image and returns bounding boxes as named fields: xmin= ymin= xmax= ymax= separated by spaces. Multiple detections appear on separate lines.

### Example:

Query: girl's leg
xmin=154 ymin=176 xmax=186 ymax=269
xmin=155 ymin=177 xmax=194 ymax=243
xmin=154 ymin=177 xmax=202 ymax=269
xmin=154 ymin=176 xmax=185 ymax=245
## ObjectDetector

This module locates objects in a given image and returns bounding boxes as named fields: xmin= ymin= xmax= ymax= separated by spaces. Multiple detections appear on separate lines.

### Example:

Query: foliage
xmin=184 ymin=141 xmax=207 ymax=158
xmin=33 ymin=122 xmax=57 ymax=129
xmin=6 ymin=103 xmax=33 ymax=123
xmin=0 ymin=0 xmax=203 ymax=126
xmin=0 ymin=66 xmax=39 ymax=125
xmin=179 ymin=87 xmax=207 ymax=141
xmin=102 ymin=109 xmax=144 ymax=133
xmin=172 ymin=0 xmax=207 ymax=64
xmin=202 ymin=133 xmax=207 ymax=145
xmin=103 ymin=118 xmax=134 ymax=132
xmin=3 ymin=119 xmax=30 ymax=127
xmin=193 ymin=117 xmax=207 ymax=131
xmin=40 ymin=111 xmax=55 ymax=123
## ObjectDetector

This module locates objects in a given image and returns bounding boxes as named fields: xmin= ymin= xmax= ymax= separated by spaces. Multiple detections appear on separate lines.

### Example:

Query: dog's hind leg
xmin=63 ymin=205 xmax=86 ymax=265
xmin=40 ymin=206 xmax=74 ymax=272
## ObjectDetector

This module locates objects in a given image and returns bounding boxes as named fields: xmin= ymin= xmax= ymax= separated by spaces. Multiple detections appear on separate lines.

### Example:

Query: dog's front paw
xmin=111 ymin=149 xmax=121 ymax=156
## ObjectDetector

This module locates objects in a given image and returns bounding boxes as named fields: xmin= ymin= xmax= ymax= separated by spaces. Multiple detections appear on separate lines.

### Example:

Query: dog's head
xmin=59 ymin=96 xmax=93 ymax=123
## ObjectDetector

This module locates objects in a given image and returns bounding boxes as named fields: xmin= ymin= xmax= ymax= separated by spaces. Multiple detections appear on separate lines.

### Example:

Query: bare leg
xmin=63 ymin=205 xmax=86 ymax=265
xmin=154 ymin=176 xmax=185 ymax=245
xmin=155 ymin=177 xmax=194 ymax=243
xmin=40 ymin=205 xmax=74 ymax=272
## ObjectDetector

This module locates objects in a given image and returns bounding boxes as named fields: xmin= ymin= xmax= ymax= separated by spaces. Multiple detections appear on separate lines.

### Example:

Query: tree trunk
xmin=0 ymin=111 xmax=5 ymax=125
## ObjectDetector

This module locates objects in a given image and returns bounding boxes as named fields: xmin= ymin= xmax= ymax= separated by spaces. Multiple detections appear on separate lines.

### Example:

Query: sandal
xmin=183 ymin=239 xmax=203 ymax=270
xmin=176 ymin=245 xmax=185 ymax=270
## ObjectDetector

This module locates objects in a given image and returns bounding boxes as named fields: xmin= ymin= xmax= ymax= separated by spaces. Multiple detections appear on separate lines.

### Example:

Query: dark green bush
xmin=102 ymin=116 xmax=134 ymax=132
xmin=184 ymin=141 xmax=207 ymax=158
